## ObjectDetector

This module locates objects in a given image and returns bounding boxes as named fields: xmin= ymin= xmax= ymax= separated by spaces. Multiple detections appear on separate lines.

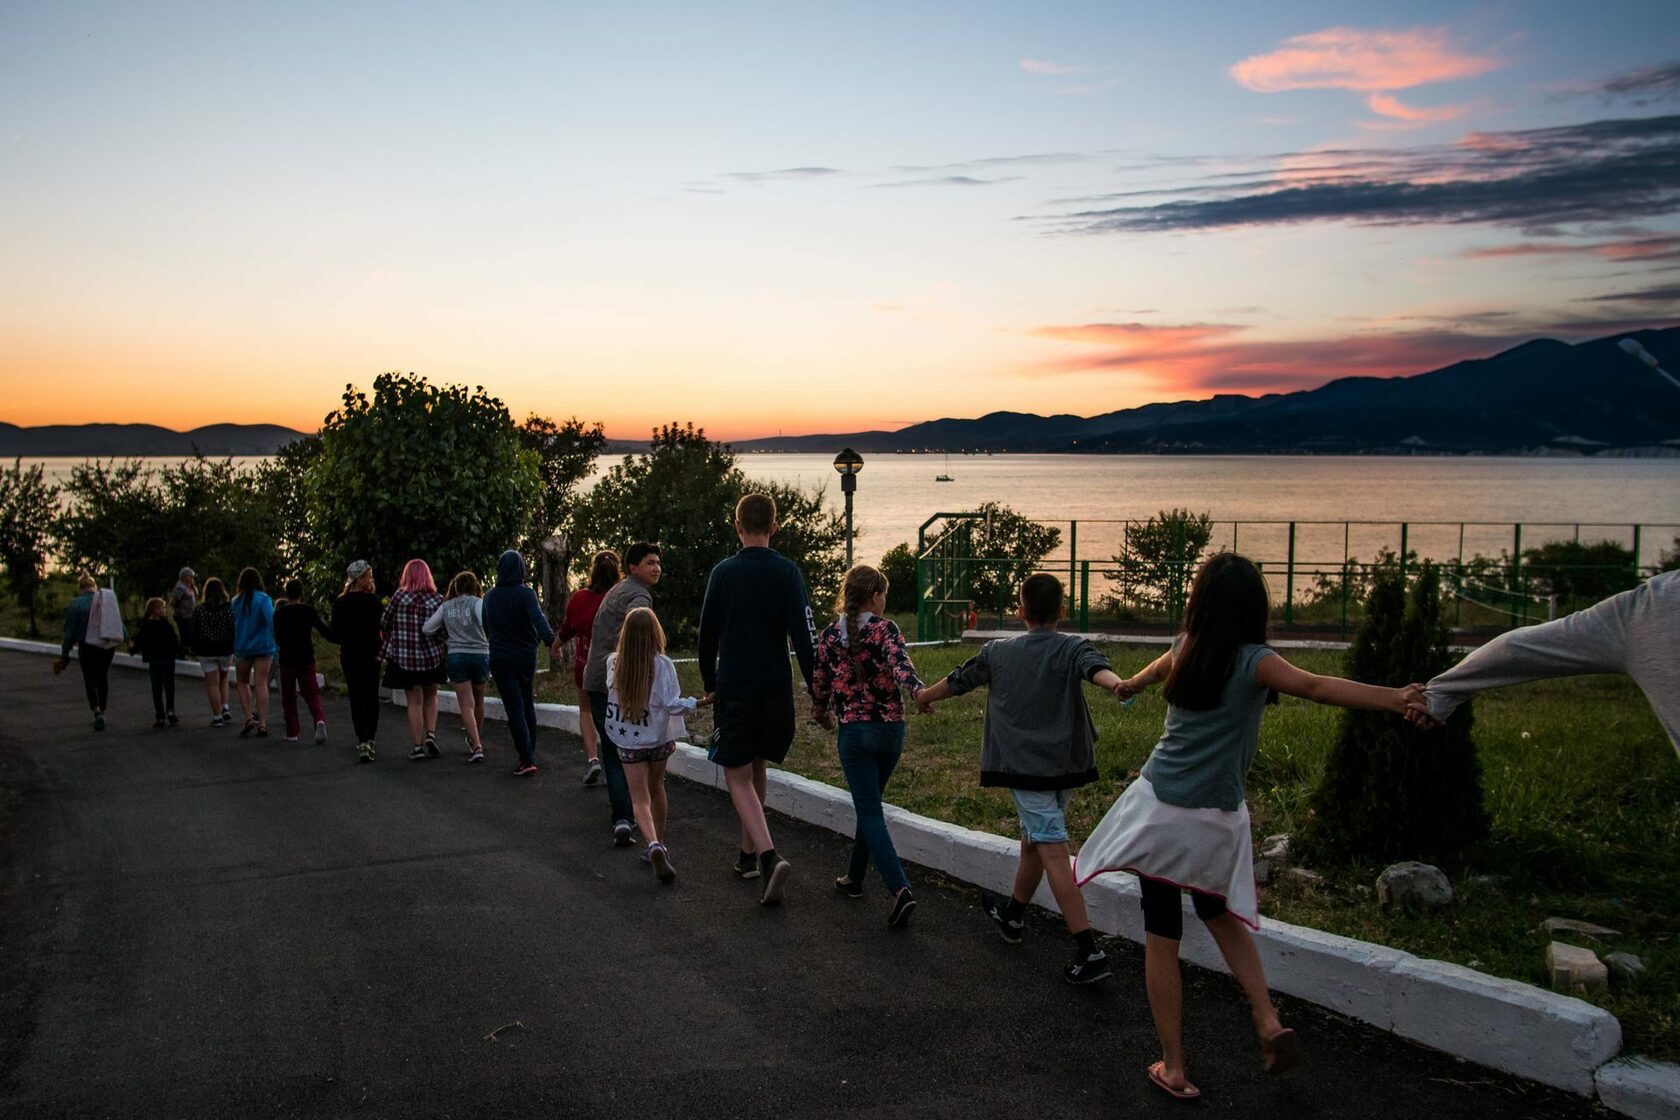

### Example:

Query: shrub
xmin=963 ymin=502 xmax=1061 ymax=613
xmin=1301 ymin=563 xmax=1488 ymax=863
xmin=1521 ymin=539 xmax=1638 ymax=601
xmin=879 ymin=542 xmax=919 ymax=613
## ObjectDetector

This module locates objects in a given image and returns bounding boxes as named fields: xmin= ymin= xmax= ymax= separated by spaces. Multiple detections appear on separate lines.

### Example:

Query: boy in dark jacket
xmin=916 ymin=573 xmax=1129 ymax=984
xmin=484 ymin=550 xmax=558 ymax=776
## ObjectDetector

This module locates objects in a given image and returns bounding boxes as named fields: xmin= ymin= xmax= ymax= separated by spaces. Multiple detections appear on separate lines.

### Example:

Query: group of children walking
xmin=65 ymin=488 xmax=1669 ymax=1103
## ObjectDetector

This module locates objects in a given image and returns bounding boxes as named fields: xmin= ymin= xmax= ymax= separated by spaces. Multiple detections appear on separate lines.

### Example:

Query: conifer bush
xmin=1301 ymin=562 xmax=1488 ymax=863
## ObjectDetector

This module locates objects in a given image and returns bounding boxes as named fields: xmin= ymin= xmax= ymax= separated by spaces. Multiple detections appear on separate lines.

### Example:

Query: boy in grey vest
xmin=916 ymin=573 xmax=1129 ymax=984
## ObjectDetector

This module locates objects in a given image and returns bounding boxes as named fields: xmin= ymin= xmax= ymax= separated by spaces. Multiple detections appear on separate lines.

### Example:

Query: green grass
xmin=527 ymin=639 xmax=1679 ymax=1060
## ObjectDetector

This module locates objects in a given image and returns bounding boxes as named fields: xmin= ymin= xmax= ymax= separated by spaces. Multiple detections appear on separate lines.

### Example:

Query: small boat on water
xmin=935 ymin=473 xmax=953 ymax=482
xmin=935 ymin=452 xmax=954 ymax=482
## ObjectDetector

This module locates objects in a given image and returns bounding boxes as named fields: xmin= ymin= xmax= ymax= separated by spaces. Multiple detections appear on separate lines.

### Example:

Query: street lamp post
xmin=832 ymin=448 xmax=864 ymax=569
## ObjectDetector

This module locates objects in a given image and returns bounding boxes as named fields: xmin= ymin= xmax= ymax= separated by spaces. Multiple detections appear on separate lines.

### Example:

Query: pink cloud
xmin=1461 ymin=235 xmax=1680 ymax=262
xmin=1019 ymin=58 xmax=1097 ymax=75
xmin=1364 ymin=92 xmax=1472 ymax=122
xmin=1230 ymin=26 xmax=1504 ymax=93
xmin=1024 ymin=314 xmax=1664 ymax=396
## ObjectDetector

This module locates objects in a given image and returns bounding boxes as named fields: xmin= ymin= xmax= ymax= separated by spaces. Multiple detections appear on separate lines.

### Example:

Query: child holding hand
xmin=605 ymin=607 xmax=709 ymax=883
xmin=1076 ymin=553 xmax=1421 ymax=1101
xmin=916 ymin=573 xmax=1130 ymax=984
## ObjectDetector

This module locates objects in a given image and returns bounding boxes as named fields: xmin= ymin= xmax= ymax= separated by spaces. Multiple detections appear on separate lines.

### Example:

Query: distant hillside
xmin=0 ymin=423 xmax=309 ymax=456
xmin=735 ymin=326 xmax=1680 ymax=454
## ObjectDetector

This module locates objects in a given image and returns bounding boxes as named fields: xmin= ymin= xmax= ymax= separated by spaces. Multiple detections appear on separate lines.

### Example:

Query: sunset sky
xmin=2 ymin=2 xmax=1677 ymax=441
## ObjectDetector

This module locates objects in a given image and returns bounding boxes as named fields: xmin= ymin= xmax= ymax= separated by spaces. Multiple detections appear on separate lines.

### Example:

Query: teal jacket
xmin=60 ymin=591 xmax=93 ymax=658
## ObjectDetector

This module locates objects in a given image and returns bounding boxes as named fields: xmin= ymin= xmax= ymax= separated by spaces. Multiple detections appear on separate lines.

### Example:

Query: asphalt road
xmin=0 ymin=650 xmax=1603 ymax=1119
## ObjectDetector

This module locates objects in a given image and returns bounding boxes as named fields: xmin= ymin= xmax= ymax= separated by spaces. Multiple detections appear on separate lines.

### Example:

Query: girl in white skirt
xmin=1075 ymin=553 xmax=1421 ymax=1101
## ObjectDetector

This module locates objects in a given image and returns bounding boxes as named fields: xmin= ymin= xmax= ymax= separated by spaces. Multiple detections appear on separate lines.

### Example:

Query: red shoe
xmin=513 ymin=762 xmax=538 ymax=777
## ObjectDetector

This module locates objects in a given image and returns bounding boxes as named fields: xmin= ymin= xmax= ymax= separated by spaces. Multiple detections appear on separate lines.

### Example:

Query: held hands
xmin=1110 ymin=677 xmax=1141 ymax=703
xmin=1403 ymin=687 xmax=1443 ymax=730
xmin=695 ymin=693 xmax=713 ymax=708
xmin=812 ymin=709 xmax=834 ymax=730
xmin=910 ymin=686 xmax=935 ymax=715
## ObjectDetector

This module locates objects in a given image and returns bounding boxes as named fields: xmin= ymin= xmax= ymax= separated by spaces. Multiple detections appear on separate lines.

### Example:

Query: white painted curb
xmin=1595 ymin=1059 xmax=1680 ymax=1120
xmin=5 ymin=639 xmax=1661 ymax=1109
xmin=1 ymin=637 xmax=322 ymax=687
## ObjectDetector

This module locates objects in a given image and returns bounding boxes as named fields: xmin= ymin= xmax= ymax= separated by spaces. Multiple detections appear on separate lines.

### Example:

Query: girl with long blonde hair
xmin=605 ymin=607 xmax=707 ymax=882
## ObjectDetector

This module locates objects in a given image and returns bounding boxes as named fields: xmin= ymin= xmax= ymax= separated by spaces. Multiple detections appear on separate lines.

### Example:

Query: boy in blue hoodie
xmin=484 ymin=550 xmax=559 ymax=776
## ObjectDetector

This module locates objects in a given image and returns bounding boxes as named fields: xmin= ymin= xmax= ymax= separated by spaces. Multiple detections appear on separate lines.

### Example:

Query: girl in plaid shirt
xmin=812 ymin=564 xmax=924 ymax=928
xmin=382 ymin=558 xmax=447 ymax=760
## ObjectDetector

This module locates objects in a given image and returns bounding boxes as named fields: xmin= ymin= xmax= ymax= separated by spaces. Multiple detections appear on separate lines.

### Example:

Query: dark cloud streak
xmin=1051 ymin=116 xmax=1680 ymax=235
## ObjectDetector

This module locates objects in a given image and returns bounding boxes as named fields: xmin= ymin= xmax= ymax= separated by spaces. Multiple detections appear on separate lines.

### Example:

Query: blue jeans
xmin=837 ymin=720 xmax=910 ymax=894
xmin=491 ymin=660 xmax=538 ymax=765
xmin=587 ymin=689 xmax=634 ymax=827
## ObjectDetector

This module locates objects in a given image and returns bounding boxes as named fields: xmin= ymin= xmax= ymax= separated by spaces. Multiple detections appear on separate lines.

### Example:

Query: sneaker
xmin=734 ymin=851 xmax=761 ymax=880
xmin=613 ymin=820 xmax=634 ymax=847
xmin=640 ymin=844 xmax=653 ymax=863
xmin=424 ymin=732 xmax=439 ymax=758
xmin=583 ymin=758 xmax=603 ymax=786
xmin=314 ymin=721 xmax=327 ymax=745
xmin=760 ymin=856 xmax=791 ymax=905
xmin=834 ymin=876 xmax=865 ymax=899
xmin=409 ymin=745 xmax=428 ymax=761
xmin=888 ymin=889 xmax=918 ymax=929
xmin=282 ymin=735 xmax=300 ymax=742
xmin=220 ymin=705 xmax=231 ymax=721
xmin=153 ymin=717 xmax=167 ymax=729
xmin=983 ymin=893 xmax=1025 ymax=945
xmin=167 ymin=712 xmax=178 ymax=726
xmin=357 ymin=742 xmax=374 ymax=763
xmin=650 ymin=844 xmax=676 ymax=883
xmin=467 ymin=749 xmax=484 ymax=764
xmin=210 ymin=715 xmax=224 ymax=727
xmin=513 ymin=761 xmax=538 ymax=777
xmin=93 ymin=714 xmax=105 ymax=731
xmin=1063 ymin=949 xmax=1112 ymax=986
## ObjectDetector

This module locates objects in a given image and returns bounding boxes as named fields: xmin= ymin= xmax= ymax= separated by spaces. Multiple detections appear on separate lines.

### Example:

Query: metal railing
xmin=915 ymin=513 xmax=1678 ymax=641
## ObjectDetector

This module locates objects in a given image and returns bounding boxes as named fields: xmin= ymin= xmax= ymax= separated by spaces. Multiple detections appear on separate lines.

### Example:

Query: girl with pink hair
xmin=381 ymin=558 xmax=448 ymax=759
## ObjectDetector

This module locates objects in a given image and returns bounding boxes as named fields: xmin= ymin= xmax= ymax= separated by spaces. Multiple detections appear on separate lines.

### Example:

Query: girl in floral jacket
xmin=812 ymin=564 xmax=924 ymax=929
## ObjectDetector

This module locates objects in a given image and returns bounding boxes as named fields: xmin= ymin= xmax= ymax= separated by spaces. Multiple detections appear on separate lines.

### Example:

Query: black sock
xmin=759 ymin=848 xmax=779 ymax=873
xmin=1075 ymin=929 xmax=1098 ymax=956
xmin=1002 ymin=896 xmax=1026 ymax=922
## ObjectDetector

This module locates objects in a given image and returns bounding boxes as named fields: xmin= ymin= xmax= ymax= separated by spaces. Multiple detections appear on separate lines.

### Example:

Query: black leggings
xmin=1139 ymin=875 xmax=1228 ymax=941
xmin=148 ymin=661 xmax=177 ymax=717
xmin=78 ymin=644 xmax=115 ymax=712
xmin=341 ymin=655 xmax=382 ymax=743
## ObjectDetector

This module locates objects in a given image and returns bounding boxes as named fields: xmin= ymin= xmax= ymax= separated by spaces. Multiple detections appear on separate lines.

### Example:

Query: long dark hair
xmin=235 ymin=567 xmax=263 ymax=615
xmin=835 ymin=565 xmax=888 ymax=687
xmin=202 ymin=577 xmax=228 ymax=606
xmin=1162 ymin=553 xmax=1269 ymax=712
xmin=588 ymin=550 xmax=621 ymax=594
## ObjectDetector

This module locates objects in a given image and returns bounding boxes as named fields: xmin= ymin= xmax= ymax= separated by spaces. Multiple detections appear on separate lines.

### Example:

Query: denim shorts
xmin=198 ymin=655 xmax=232 ymax=674
xmin=446 ymin=653 xmax=491 ymax=685
xmin=1011 ymin=788 xmax=1073 ymax=844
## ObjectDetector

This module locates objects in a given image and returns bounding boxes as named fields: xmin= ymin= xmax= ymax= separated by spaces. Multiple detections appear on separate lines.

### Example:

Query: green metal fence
xmin=915 ymin=513 xmax=1679 ymax=641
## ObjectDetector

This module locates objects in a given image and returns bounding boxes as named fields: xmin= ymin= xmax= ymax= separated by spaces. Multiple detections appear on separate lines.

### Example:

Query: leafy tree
xmin=879 ymin=542 xmax=919 ymax=613
xmin=55 ymin=455 xmax=289 ymax=603
xmin=963 ymin=501 xmax=1062 ymax=614
xmin=303 ymin=374 xmax=542 ymax=594
xmin=1521 ymin=539 xmax=1639 ymax=602
xmin=1302 ymin=563 xmax=1488 ymax=863
xmin=0 ymin=458 xmax=59 ymax=635
xmin=255 ymin=436 xmax=323 ymax=583
xmin=1105 ymin=508 xmax=1213 ymax=617
xmin=54 ymin=459 xmax=166 ymax=591
xmin=570 ymin=423 xmax=845 ymax=643
xmin=517 ymin=414 xmax=607 ymax=547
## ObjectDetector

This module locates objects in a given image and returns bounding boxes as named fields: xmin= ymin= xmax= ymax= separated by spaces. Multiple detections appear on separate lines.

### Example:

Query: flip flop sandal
xmin=1147 ymin=1061 xmax=1201 ymax=1101
xmin=1261 ymin=1027 xmax=1300 ymax=1075
xmin=239 ymin=719 xmax=257 ymax=738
